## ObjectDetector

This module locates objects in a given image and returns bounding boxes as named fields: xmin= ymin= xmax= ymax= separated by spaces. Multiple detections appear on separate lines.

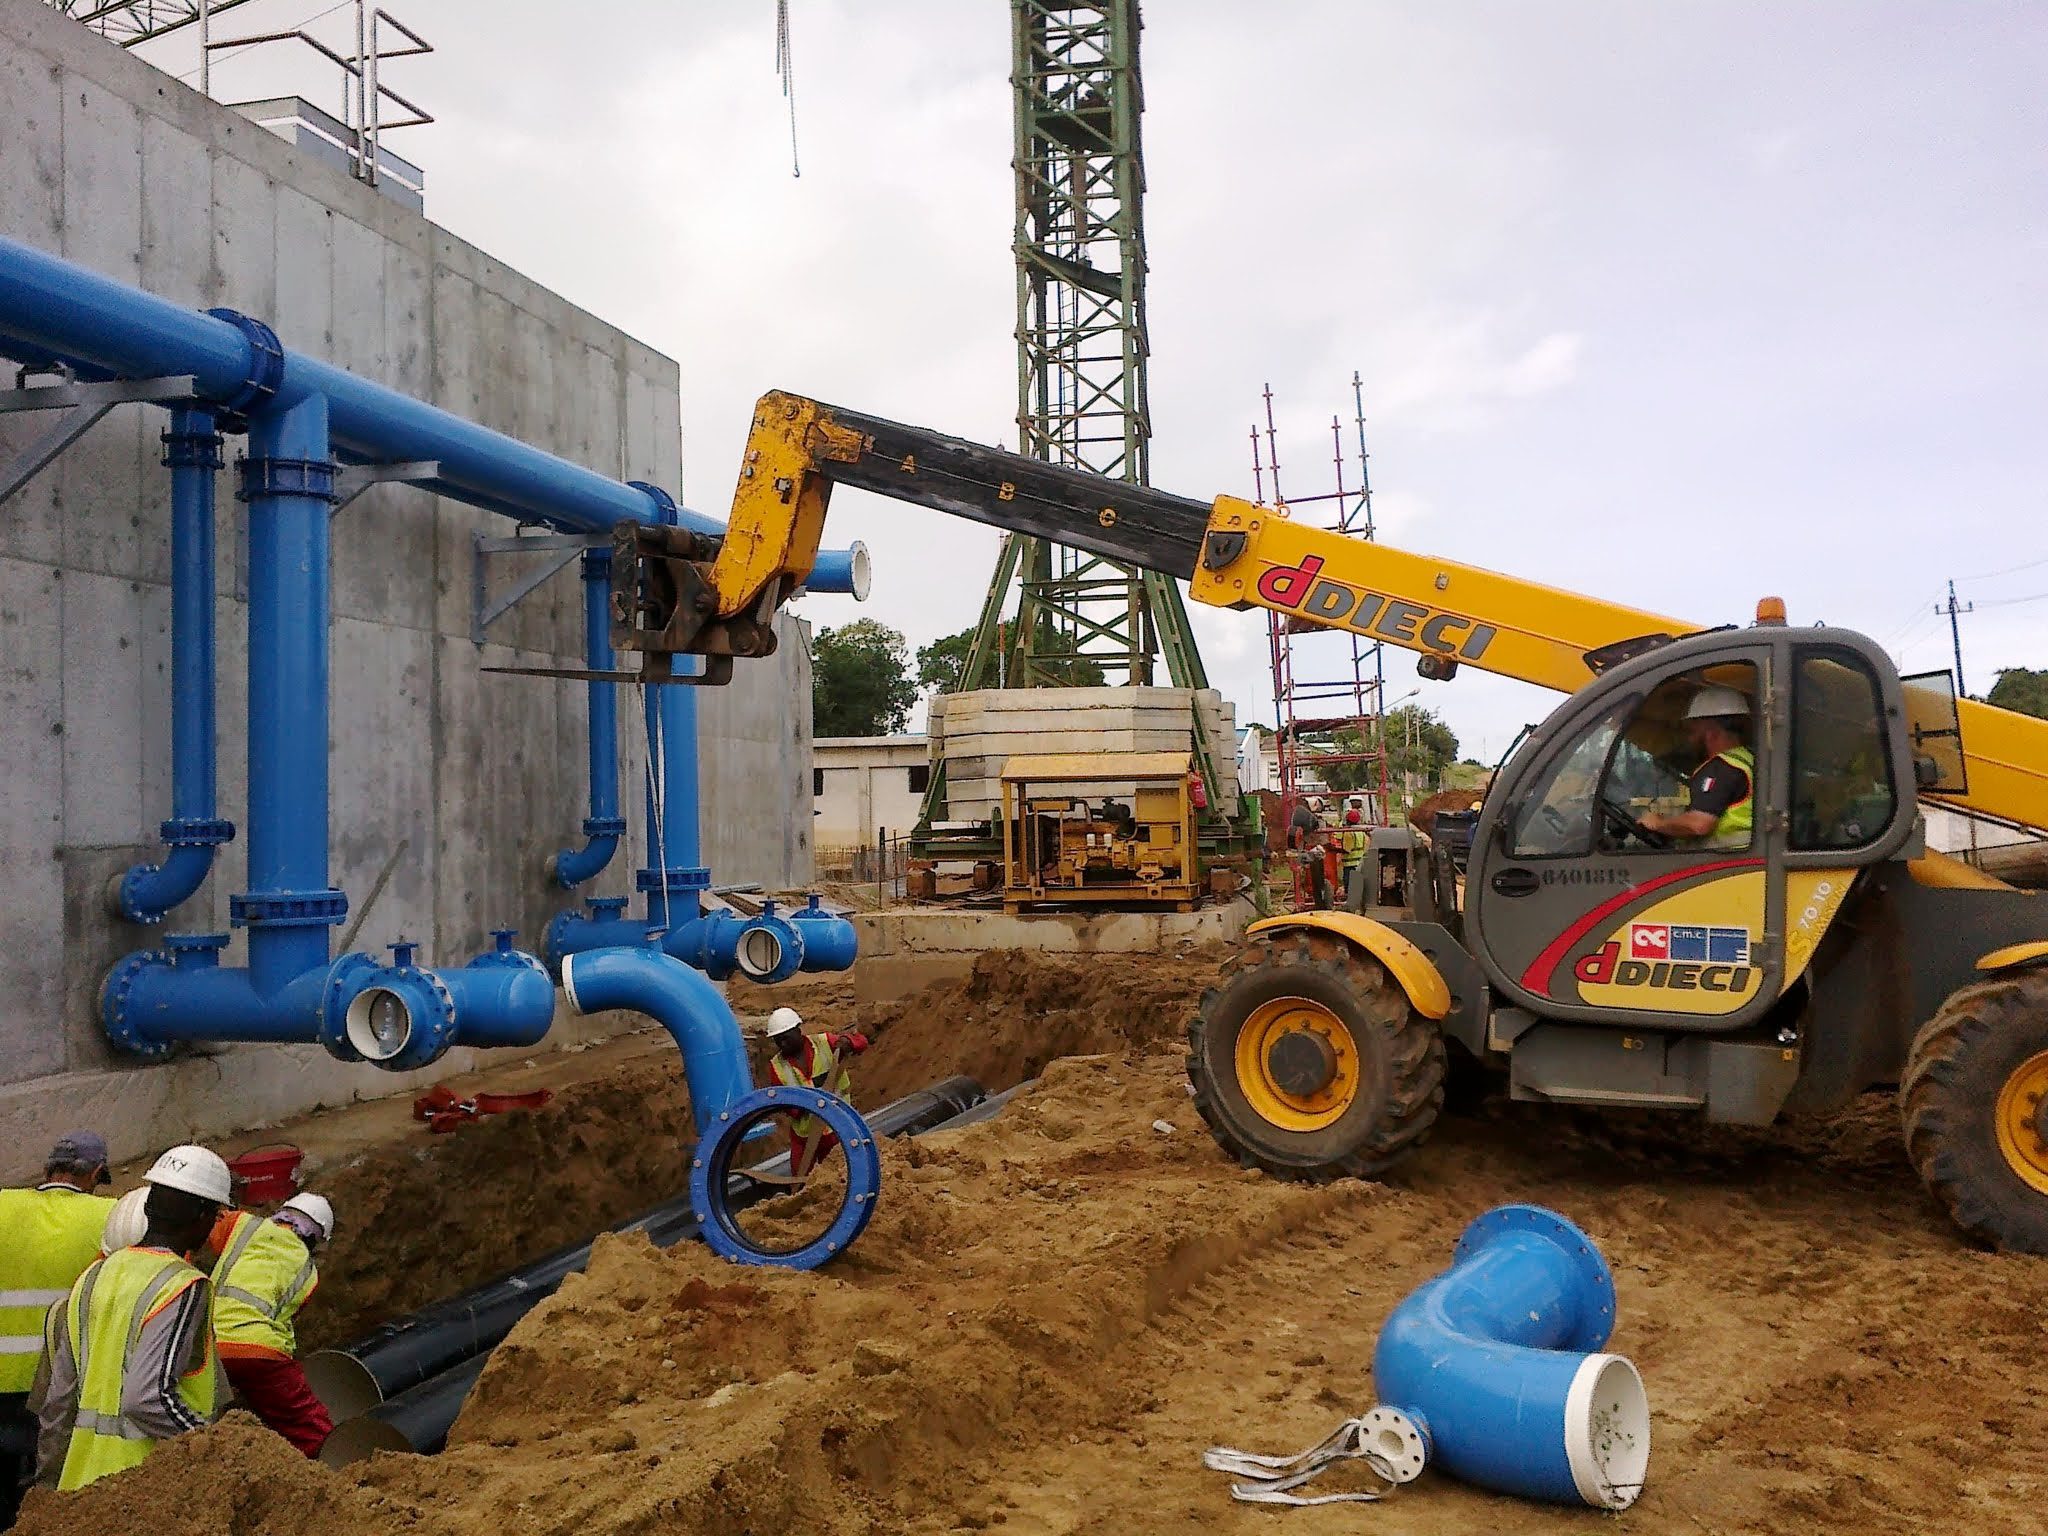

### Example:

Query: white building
xmin=813 ymin=736 xmax=932 ymax=859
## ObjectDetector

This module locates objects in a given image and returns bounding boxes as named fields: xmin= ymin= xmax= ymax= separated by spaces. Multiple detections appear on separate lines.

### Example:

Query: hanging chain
xmin=774 ymin=0 xmax=801 ymax=178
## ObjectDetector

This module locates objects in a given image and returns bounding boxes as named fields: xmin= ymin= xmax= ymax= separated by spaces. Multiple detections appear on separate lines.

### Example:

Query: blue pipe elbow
xmin=1371 ymin=1205 xmax=1649 ymax=1510
xmin=804 ymin=542 xmax=872 ymax=599
xmin=113 ymin=828 xmax=234 ymax=924
xmin=559 ymin=947 xmax=753 ymax=1136
xmin=550 ymin=819 xmax=623 ymax=889
xmin=788 ymin=894 xmax=859 ymax=973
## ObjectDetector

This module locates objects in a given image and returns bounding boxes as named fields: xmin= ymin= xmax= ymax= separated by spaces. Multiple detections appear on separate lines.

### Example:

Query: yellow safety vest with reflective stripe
xmin=1706 ymin=746 xmax=1756 ymax=848
xmin=770 ymin=1033 xmax=852 ymax=1139
xmin=1339 ymin=825 xmax=1369 ymax=869
xmin=0 ymin=1186 xmax=116 ymax=1393
xmin=55 ymin=1247 xmax=216 ymax=1492
xmin=210 ymin=1211 xmax=319 ymax=1359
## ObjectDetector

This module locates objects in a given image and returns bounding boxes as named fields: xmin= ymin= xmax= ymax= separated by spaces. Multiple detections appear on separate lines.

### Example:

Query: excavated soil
xmin=19 ymin=950 xmax=2048 ymax=1536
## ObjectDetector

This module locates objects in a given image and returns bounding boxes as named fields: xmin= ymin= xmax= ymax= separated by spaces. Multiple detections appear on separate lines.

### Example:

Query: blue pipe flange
xmin=628 ymin=480 xmax=681 ymax=527
xmin=317 ymin=952 xmax=383 ymax=1061
xmin=202 ymin=307 xmax=284 ymax=433
xmin=689 ymin=1087 xmax=881 ymax=1271
xmin=100 ymin=949 xmax=180 ymax=1061
xmin=325 ymin=948 xmax=457 ymax=1073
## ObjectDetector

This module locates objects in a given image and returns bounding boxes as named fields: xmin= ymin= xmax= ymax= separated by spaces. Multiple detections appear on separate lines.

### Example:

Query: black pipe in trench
xmin=314 ymin=1076 xmax=990 ymax=1464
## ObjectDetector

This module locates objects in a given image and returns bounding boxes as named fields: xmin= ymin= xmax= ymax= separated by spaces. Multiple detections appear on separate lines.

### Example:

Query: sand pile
xmin=846 ymin=945 xmax=1229 ymax=1105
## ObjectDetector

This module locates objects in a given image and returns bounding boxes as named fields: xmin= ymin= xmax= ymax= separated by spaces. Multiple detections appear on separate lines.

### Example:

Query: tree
xmin=916 ymin=626 xmax=974 ymax=694
xmin=1987 ymin=668 xmax=2048 ymax=720
xmin=913 ymin=618 xmax=1108 ymax=695
xmin=812 ymin=619 xmax=918 ymax=737
xmin=1319 ymin=704 xmax=1459 ymax=795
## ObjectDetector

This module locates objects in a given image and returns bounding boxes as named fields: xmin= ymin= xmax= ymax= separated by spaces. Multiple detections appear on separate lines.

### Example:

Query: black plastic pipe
xmin=308 ymin=1076 xmax=985 ymax=1435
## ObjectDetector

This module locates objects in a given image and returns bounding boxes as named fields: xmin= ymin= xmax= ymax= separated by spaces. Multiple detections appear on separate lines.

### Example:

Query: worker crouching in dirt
xmin=763 ymin=1007 xmax=870 ymax=1179
xmin=32 ymin=1145 xmax=230 ymax=1493
xmin=206 ymin=1192 xmax=337 ymax=1459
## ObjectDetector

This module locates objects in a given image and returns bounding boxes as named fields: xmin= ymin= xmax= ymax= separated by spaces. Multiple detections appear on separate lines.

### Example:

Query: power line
xmin=1955 ymin=550 xmax=2048 ymax=583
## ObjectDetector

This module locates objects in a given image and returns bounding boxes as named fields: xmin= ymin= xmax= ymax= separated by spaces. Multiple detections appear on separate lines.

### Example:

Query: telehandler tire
xmin=1900 ymin=969 xmax=2048 ymax=1255
xmin=1187 ymin=932 xmax=1445 ymax=1183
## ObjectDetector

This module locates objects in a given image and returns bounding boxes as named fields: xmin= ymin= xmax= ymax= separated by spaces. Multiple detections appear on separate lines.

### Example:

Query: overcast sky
xmin=136 ymin=1 xmax=2048 ymax=762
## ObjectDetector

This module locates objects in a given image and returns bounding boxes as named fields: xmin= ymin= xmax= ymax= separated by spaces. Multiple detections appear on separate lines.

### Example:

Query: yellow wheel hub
xmin=1995 ymin=1049 xmax=2048 ymax=1197
xmin=1234 ymin=996 xmax=1360 ymax=1132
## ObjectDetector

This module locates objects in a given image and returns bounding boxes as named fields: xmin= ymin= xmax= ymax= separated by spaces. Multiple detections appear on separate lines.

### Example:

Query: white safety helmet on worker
xmin=765 ymin=1007 xmax=805 ymax=1039
xmin=99 ymin=1187 xmax=151 ymax=1255
xmin=142 ymin=1144 xmax=233 ymax=1205
xmin=1684 ymin=685 xmax=1749 ymax=722
xmin=279 ymin=1191 xmax=336 ymax=1243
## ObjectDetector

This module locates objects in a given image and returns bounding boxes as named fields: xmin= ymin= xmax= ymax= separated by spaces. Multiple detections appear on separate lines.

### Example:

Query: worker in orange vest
xmin=763 ymin=1008 xmax=869 ymax=1178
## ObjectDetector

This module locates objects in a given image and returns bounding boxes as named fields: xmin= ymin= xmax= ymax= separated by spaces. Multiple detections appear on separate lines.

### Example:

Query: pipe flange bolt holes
xmin=1996 ymin=1049 xmax=2048 ymax=1196
xmin=98 ymin=951 xmax=178 ymax=1061
xmin=691 ymin=1086 xmax=881 ymax=1270
xmin=1234 ymin=997 xmax=1359 ymax=1131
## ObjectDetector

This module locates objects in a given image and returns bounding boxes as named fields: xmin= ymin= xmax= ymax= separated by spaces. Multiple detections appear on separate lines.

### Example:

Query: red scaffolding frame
xmin=1250 ymin=375 xmax=1394 ymax=906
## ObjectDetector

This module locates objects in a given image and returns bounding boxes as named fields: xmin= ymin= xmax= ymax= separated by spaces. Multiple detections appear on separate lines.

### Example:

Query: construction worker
xmin=207 ymin=1192 xmax=336 ymax=1458
xmin=1637 ymin=686 xmax=1755 ymax=849
xmin=31 ymin=1145 xmax=229 ymax=1493
xmin=763 ymin=1007 xmax=870 ymax=1179
xmin=1339 ymin=806 xmax=1370 ymax=900
xmin=0 ymin=1133 xmax=116 ymax=1523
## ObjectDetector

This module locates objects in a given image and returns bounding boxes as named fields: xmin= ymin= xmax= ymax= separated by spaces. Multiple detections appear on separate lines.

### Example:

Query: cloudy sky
xmin=137 ymin=1 xmax=2047 ymax=762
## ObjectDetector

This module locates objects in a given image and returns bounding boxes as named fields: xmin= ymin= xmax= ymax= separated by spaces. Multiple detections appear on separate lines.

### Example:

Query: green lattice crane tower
xmin=945 ymin=0 xmax=1210 ymax=698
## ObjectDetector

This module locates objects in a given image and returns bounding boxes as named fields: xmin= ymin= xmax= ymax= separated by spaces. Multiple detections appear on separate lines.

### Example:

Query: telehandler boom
xmin=632 ymin=390 xmax=2048 ymax=1253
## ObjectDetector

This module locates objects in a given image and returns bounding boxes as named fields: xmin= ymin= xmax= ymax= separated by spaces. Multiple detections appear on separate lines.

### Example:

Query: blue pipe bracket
xmin=1370 ymin=1204 xmax=1650 ymax=1511
xmin=690 ymin=1087 xmax=881 ymax=1270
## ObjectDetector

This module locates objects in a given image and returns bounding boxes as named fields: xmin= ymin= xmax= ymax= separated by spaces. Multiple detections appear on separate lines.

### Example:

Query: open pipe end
xmin=346 ymin=986 xmax=417 ymax=1063
xmin=303 ymin=1349 xmax=383 ymax=1424
xmin=733 ymin=925 xmax=783 ymax=980
xmin=1563 ymin=1354 xmax=1649 ymax=1511
xmin=319 ymin=1414 xmax=412 ymax=1467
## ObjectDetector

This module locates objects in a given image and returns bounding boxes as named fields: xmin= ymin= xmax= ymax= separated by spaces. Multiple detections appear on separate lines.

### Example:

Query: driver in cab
xmin=1635 ymin=685 xmax=1753 ymax=849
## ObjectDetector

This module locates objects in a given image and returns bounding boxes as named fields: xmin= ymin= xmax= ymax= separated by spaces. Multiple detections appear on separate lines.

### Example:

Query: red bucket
xmin=227 ymin=1143 xmax=303 ymax=1204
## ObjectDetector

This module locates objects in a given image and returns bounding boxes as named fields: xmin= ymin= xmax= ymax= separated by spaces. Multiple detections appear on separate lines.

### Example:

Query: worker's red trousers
xmin=222 ymin=1353 xmax=335 ymax=1458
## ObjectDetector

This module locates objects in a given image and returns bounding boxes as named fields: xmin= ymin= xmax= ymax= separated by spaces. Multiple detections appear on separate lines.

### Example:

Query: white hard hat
xmin=100 ymin=1188 xmax=150 ymax=1255
xmin=1684 ymin=685 xmax=1750 ymax=722
xmin=143 ymin=1144 xmax=233 ymax=1205
xmin=764 ymin=1006 xmax=805 ymax=1039
xmin=280 ymin=1192 xmax=335 ymax=1242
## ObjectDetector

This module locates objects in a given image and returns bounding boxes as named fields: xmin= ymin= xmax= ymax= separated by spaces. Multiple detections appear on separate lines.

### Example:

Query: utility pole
xmin=1939 ymin=579 xmax=1975 ymax=696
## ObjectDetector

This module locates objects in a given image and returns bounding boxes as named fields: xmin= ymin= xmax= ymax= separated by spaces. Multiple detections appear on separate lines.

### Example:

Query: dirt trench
xmin=17 ymin=951 xmax=2048 ymax=1536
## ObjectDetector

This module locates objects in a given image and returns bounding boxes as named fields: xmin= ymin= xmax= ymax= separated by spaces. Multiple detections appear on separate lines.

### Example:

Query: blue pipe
xmin=238 ymin=392 xmax=346 ymax=993
xmin=550 ymin=550 xmax=624 ymax=889
xmin=559 ymin=947 xmax=753 ymax=1136
xmin=787 ymin=894 xmax=859 ymax=973
xmin=806 ymin=543 xmax=872 ymax=601
xmin=112 ymin=408 xmax=235 ymax=923
xmin=0 ymin=234 xmax=869 ymax=578
xmin=1371 ymin=1205 xmax=1650 ymax=1511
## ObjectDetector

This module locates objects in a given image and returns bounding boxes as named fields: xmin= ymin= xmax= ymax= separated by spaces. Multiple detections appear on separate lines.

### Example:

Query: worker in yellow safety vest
xmin=1339 ymin=807 xmax=1370 ymax=900
xmin=31 ymin=1145 xmax=230 ymax=1494
xmin=204 ymin=1191 xmax=336 ymax=1458
xmin=1638 ymin=686 xmax=1756 ymax=850
xmin=763 ymin=1007 xmax=870 ymax=1178
xmin=0 ymin=1133 xmax=116 ymax=1523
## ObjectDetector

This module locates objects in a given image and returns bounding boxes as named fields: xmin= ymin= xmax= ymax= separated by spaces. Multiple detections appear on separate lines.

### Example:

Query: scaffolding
xmin=1251 ymin=374 xmax=1395 ymax=898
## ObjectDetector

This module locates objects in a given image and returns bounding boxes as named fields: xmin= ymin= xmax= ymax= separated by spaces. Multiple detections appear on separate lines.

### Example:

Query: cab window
xmin=1598 ymin=664 xmax=1760 ymax=854
xmin=1791 ymin=652 xmax=1895 ymax=850
xmin=1507 ymin=698 xmax=1633 ymax=858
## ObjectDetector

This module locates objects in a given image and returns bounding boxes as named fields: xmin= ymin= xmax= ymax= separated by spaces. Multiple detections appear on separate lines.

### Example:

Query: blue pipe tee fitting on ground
xmin=690 ymin=1086 xmax=880 ymax=1270
xmin=558 ymin=947 xmax=753 ymax=1136
xmin=787 ymin=893 xmax=859 ymax=973
xmin=1371 ymin=1204 xmax=1650 ymax=1510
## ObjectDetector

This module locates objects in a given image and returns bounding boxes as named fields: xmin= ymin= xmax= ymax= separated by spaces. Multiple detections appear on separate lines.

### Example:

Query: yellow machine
xmin=615 ymin=389 xmax=2048 ymax=1255
xmin=999 ymin=751 xmax=1199 ymax=911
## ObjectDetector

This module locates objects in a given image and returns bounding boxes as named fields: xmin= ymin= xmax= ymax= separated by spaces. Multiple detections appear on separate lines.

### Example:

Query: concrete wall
xmin=813 ymin=735 xmax=928 ymax=851
xmin=0 ymin=0 xmax=812 ymax=1174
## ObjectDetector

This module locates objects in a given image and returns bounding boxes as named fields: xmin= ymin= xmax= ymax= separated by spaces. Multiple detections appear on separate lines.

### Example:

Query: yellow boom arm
xmin=686 ymin=390 xmax=2048 ymax=832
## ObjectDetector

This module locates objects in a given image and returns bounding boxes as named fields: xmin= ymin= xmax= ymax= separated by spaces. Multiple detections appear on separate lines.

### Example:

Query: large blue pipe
xmin=559 ymin=947 xmax=753 ymax=1136
xmin=0 ymin=233 xmax=869 ymax=574
xmin=1371 ymin=1206 xmax=1650 ymax=1511
xmin=549 ymin=550 xmax=623 ymax=889
xmin=113 ymin=408 xmax=234 ymax=923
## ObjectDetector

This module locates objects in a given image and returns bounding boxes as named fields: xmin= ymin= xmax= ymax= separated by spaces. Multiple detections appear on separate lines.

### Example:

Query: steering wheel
xmin=1600 ymin=794 xmax=1673 ymax=849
